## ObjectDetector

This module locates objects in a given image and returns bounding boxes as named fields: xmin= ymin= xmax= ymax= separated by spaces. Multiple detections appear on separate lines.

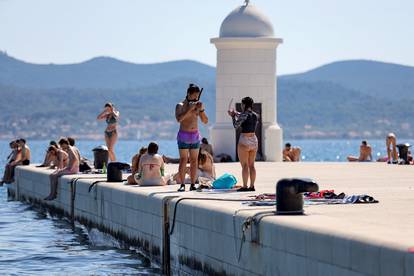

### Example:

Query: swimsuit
xmin=105 ymin=114 xmax=118 ymax=138
xmin=177 ymin=130 xmax=201 ymax=150
xmin=239 ymin=134 xmax=258 ymax=151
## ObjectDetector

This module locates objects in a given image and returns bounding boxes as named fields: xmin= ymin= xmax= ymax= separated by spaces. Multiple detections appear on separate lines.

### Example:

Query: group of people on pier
xmin=2 ymin=83 xmax=410 ymax=200
xmin=0 ymin=83 xmax=260 ymax=199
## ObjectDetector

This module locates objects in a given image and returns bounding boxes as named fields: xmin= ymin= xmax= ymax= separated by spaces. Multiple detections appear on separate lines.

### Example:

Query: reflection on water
xmin=0 ymin=187 xmax=161 ymax=275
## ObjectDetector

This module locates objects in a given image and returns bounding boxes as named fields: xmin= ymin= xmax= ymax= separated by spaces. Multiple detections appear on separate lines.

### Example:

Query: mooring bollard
xmin=276 ymin=178 xmax=319 ymax=215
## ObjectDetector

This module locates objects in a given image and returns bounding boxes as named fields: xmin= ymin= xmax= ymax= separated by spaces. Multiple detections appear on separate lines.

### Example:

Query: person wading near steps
xmin=44 ymin=138 xmax=79 ymax=201
xmin=175 ymin=84 xmax=208 ymax=191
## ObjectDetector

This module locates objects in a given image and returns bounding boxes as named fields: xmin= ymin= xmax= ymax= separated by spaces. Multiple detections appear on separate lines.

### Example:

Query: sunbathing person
xmin=0 ymin=140 xmax=19 ymax=185
xmin=283 ymin=143 xmax=301 ymax=162
xmin=175 ymin=84 xmax=208 ymax=191
xmin=1 ymin=139 xmax=31 ymax=185
xmin=197 ymin=150 xmax=216 ymax=180
xmin=134 ymin=142 xmax=168 ymax=186
xmin=44 ymin=138 xmax=79 ymax=200
xmin=37 ymin=140 xmax=59 ymax=167
xmin=47 ymin=145 xmax=68 ymax=169
xmin=18 ymin=139 xmax=31 ymax=165
xmin=347 ymin=140 xmax=373 ymax=162
xmin=127 ymin=147 xmax=147 ymax=185
xmin=386 ymin=133 xmax=398 ymax=164
xmin=171 ymin=150 xmax=216 ymax=184
xmin=200 ymin=138 xmax=214 ymax=157
xmin=67 ymin=137 xmax=81 ymax=163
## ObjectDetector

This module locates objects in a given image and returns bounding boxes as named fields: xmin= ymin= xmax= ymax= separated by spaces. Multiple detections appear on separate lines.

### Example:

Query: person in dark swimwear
xmin=175 ymin=84 xmax=208 ymax=191
xmin=97 ymin=103 xmax=119 ymax=162
xmin=228 ymin=97 xmax=258 ymax=192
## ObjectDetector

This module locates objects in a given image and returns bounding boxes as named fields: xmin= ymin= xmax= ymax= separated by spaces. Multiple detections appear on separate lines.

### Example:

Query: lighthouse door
xmin=235 ymin=103 xmax=263 ymax=161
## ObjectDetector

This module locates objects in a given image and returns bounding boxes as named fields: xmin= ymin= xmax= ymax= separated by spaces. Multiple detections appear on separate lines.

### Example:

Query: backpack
xmin=212 ymin=173 xmax=237 ymax=189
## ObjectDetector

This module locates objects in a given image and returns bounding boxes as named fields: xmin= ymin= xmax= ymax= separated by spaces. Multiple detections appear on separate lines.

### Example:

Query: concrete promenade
xmin=8 ymin=163 xmax=414 ymax=276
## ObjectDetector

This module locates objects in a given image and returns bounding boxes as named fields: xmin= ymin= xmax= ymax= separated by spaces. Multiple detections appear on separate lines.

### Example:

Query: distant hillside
xmin=1 ymin=53 xmax=414 ymax=139
xmin=0 ymin=52 xmax=215 ymax=89
xmin=278 ymin=79 xmax=414 ymax=138
xmin=282 ymin=60 xmax=414 ymax=100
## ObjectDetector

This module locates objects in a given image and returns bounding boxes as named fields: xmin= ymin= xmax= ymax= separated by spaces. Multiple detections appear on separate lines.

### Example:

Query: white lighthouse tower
xmin=210 ymin=1 xmax=283 ymax=161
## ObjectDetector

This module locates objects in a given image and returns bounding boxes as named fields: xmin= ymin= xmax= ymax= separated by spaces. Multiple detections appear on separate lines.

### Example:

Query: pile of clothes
xmin=245 ymin=190 xmax=379 ymax=206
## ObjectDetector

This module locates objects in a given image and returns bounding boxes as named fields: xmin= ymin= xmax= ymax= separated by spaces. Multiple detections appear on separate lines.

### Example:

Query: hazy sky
xmin=0 ymin=0 xmax=413 ymax=74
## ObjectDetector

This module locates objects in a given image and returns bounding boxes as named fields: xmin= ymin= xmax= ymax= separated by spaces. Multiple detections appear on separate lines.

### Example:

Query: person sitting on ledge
xmin=47 ymin=145 xmax=68 ymax=169
xmin=0 ymin=140 xmax=19 ymax=185
xmin=347 ymin=140 xmax=372 ymax=162
xmin=37 ymin=140 xmax=59 ymax=167
xmin=171 ymin=150 xmax=216 ymax=184
xmin=127 ymin=146 xmax=148 ymax=185
xmin=283 ymin=143 xmax=301 ymax=162
xmin=134 ymin=142 xmax=168 ymax=186
xmin=197 ymin=150 xmax=215 ymax=180
xmin=44 ymin=138 xmax=79 ymax=201
xmin=1 ymin=139 xmax=31 ymax=185
xmin=200 ymin=137 xmax=214 ymax=157
xmin=67 ymin=137 xmax=81 ymax=164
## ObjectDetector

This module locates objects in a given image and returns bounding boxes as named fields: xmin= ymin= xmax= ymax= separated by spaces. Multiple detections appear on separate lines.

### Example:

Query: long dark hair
xmin=241 ymin=97 xmax=254 ymax=110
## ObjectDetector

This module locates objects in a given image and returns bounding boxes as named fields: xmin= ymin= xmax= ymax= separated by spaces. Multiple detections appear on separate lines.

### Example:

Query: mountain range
xmin=1 ymin=51 xmax=413 ymax=140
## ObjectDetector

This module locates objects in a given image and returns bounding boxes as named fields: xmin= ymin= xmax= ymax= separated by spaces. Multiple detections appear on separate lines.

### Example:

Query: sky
xmin=0 ymin=0 xmax=413 ymax=74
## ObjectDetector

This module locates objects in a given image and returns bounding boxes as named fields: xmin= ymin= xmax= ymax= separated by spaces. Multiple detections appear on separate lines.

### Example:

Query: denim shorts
xmin=177 ymin=141 xmax=200 ymax=150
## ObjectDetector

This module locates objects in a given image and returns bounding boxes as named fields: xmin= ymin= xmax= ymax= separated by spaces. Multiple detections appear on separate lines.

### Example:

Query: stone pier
xmin=8 ymin=162 xmax=414 ymax=276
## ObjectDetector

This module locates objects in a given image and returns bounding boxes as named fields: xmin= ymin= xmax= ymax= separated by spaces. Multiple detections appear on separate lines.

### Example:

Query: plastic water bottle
xmin=102 ymin=162 xmax=107 ymax=174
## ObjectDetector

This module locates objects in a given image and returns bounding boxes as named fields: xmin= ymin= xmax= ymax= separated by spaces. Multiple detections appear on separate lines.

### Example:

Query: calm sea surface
xmin=0 ymin=138 xmax=412 ymax=275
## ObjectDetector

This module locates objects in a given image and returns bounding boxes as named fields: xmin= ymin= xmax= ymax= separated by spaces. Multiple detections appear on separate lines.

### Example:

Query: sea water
xmin=0 ymin=138 xmax=412 ymax=275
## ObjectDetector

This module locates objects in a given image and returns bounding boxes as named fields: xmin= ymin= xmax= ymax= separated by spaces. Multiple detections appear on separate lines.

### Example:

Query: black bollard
xmin=276 ymin=178 xmax=319 ymax=215
xmin=107 ymin=162 xmax=130 ymax=182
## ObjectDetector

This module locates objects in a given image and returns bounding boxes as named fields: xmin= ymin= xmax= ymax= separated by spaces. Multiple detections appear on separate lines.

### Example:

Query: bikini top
xmin=232 ymin=110 xmax=258 ymax=133
xmin=106 ymin=114 xmax=118 ymax=125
